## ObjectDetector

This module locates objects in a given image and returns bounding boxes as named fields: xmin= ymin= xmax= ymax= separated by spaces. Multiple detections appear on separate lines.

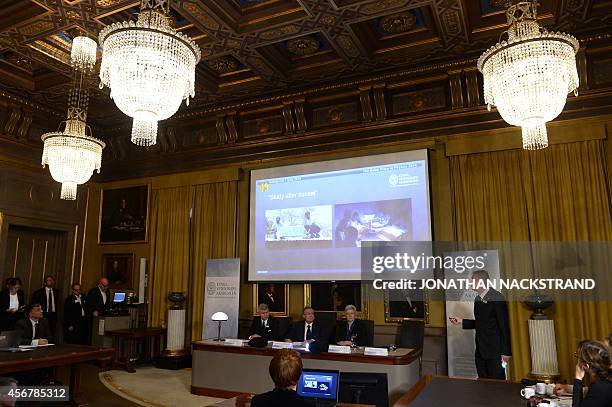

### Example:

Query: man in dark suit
xmin=31 ymin=275 xmax=59 ymax=335
xmin=14 ymin=303 xmax=53 ymax=346
xmin=248 ymin=303 xmax=280 ymax=341
xmin=450 ymin=270 xmax=512 ymax=379
xmin=286 ymin=307 xmax=328 ymax=343
xmin=87 ymin=277 xmax=110 ymax=317
xmin=0 ymin=278 xmax=25 ymax=331
xmin=251 ymin=349 xmax=314 ymax=407
xmin=64 ymin=283 xmax=89 ymax=344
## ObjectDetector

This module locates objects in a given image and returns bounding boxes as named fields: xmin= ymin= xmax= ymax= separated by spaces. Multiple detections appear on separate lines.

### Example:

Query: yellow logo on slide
xmin=259 ymin=182 xmax=269 ymax=192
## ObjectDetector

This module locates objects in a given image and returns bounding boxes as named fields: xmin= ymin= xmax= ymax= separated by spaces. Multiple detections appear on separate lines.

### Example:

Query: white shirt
xmin=99 ymin=287 xmax=107 ymax=304
xmin=303 ymin=322 xmax=313 ymax=341
xmin=45 ymin=287 xmax=55 ymax=312
xmin=261 ymin=319 xmax=268 ymax=328
xmin=30 ymin=319 xmax=40 ymax=346
xmin=74 ymin=295 xmax=84 ymax=316
xmin=8 ymin=293 xmax=18 ymax=310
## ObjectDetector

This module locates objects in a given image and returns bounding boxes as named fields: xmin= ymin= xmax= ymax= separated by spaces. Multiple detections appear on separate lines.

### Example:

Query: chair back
xmin=398 ymin=320 xmax=424 ymax=349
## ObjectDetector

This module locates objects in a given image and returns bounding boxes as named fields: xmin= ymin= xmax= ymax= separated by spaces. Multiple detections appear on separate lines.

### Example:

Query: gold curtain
xmin=189 ymin=181 xmax=238 ymax=341
xmin=148 ymin=186 xmax=192 ymax=329
xmin=450 ymin=139 xmax=612 ymax=381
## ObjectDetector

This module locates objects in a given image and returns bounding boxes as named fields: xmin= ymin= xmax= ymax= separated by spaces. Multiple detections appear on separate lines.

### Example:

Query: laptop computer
xmin=0 ymin=331 xmax=18 ymax=350
xmin=113 ymin=292 xmax=126 ymax=303
xmin=296 ymin=369 xmax=340 ymax=407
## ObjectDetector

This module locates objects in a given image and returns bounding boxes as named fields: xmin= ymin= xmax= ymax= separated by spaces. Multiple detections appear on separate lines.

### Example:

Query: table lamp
xmin=211 ymin=311 xmax=228 ymax=341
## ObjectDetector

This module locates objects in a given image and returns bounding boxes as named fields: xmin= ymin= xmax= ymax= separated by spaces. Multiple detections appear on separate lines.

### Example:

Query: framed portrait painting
xmin=253 ymin=283 xmax=289 ymax=316
xmin=99 ymin=185 xmax=150 ymax=244
xmin=384 ymin=283 xmax=429 ymax=323
xmin=304 ymin=283 xmax=369 ymax=319
xmin=102 ymin=253 xmax=134 ymax=290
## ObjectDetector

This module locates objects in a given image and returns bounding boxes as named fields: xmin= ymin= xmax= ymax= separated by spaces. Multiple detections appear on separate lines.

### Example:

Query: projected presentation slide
xmin=249 ymin=150 xmax=432 ymax=281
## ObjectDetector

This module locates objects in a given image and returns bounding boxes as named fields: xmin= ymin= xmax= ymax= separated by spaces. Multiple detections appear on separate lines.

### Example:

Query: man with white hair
xmin=248 ymin=303 xmax=281 ymax=341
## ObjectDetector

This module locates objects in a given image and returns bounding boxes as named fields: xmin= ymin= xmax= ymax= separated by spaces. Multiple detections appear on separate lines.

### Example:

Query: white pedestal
xmin=166 ymin=309 xmax=186 ymax=352
xmin=528 ymin=319 xmax=560 ymax=378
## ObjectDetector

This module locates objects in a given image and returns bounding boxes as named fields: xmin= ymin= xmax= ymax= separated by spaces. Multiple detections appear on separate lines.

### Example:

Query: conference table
xmin=394 ymin=375 xmax=571 ymax=407
xmin=208 ymin=394 xmax=375 ymax=406
xmin=0 ymin=344 xmax=114 ymax=406
xmin=191 ymin=340 xmax=422 ymax=405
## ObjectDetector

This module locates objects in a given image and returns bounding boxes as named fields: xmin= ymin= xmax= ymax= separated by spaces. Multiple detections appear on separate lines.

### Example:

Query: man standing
xmin=64 ymin=283 xmax=89 ymax=344
xmin=248 ymin=303 xmax=280 ymax=341
xmin=286 ymin=307 xmax=328 ymax=343
xmin=14 ymin=303 xmax=53 ymax=346
xmin=32 ymin=275 xmax=59 ymax=335
xmin=87 ymin=278 xmax=110 ymax=317
xmin=450 ymin=270 xmax=511 ymax=379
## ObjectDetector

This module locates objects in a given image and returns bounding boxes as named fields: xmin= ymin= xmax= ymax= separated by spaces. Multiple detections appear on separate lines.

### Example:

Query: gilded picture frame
xmin=252 ymin=283 xmax=289 ymax=316
xmin=98 ymin=184 xmax=150 ymax=244
xmin=303 ymin=283 xmax=369 ymax=320
xmin=383 ymin=284 xmax=429 ymax=323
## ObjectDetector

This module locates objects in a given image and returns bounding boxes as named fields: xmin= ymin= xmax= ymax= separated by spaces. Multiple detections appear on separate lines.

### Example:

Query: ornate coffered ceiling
xmin=0 ymin=0 xmax=610 ymax=126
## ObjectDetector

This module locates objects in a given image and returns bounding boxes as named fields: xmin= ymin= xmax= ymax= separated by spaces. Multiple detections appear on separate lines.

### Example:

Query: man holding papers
xmin=15 ymin=303 xmax=54 ymax=346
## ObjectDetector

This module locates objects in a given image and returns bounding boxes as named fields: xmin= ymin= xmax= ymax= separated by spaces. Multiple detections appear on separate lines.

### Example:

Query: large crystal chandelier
xmin=98 ymin=0 xmax=201 ymax=146
xmin=41 ymin=36 xmax=105 ymax=201
xmin=477 ymin=1 xmax=579 ymax=150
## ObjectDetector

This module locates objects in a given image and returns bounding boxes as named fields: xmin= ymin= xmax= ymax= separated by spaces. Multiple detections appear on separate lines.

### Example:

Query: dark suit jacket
xmin=87 ymin=287 xmax=109 ymax=316
xmin=31 ymin=287 xmax=60 ymax=313
xmin=335 ymin=319 xmax=368 ymax=346
xmin=14 ymin=317 xmax=53 ymax=345
xmin=248 ymin=316 xmax=281 ymax=341
xmin=573 ymin=378 xmax=612 ymax=407
xmin=64 ymin=295 xmax=88 ymax=328
xmin=286 ymin=320 xmax=328 ymax=343
xmin=462 ymin=289 xmax=511 ymax=359
xmin=251 ymin=389 xmax=315 ymax=407
xmin=0 ymin=289 xmax=25 ymax=331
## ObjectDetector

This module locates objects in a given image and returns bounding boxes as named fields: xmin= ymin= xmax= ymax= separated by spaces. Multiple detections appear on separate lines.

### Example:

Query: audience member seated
xmin=0 ymin=377 xmax=17 ymax=407
xmin=249 ymin=303 xmax=280 ymax=342
xmin=572 ymin=340 xmax=612 ymax=407
xmin=285 ymin=306 xmax=328 ymax=343
xmin=251 ymin=349 xmax=314 ymax=407
xmin=14 ymin=303 xmax=53 ymax=346
xmin=0 ymin=278 xmax=25 ymax=331
xmin=335 ymin=304 xmax=367 ymax=346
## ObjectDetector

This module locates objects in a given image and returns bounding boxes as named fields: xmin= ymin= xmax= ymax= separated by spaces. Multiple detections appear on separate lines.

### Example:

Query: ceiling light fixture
xmin=98 ymin=0 xmax=201 ymax=146
xmin=477 ymin=1 xmax=579 ymax=150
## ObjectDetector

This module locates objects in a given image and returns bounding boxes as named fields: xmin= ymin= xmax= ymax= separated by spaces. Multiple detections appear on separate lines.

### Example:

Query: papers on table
xmin=19 ymin=343 xmax=55 ymax=349
xmin=0 ymin=347 xmax=34 ymax=352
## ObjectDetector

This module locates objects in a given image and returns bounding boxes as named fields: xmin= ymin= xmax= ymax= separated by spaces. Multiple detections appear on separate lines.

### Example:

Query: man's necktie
xmin=47 ymin=291 xmax=50 ymax=312
xmin=306 ymin=324 xmax=312 ymax=340
xmin=475 ymin=295 xmax=482 ymax=303
xmin=262 ymin=320 xmax=266 ymax=330
xmin=33 ymin=322 xmax=39 ymax=339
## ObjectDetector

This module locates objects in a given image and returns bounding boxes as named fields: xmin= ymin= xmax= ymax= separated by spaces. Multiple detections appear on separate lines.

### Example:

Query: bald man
xmin=87 ymin=278 xmax=110 ymax=318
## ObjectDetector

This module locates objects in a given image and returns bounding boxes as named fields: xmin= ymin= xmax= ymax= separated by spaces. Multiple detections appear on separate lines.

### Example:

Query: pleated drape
xmin=450 ymin=139 xmax=612 ymax=381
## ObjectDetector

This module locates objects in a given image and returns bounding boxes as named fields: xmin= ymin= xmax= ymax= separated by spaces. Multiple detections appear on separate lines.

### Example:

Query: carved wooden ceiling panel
xmin=0 ymin=0 xmax=610 ymax=125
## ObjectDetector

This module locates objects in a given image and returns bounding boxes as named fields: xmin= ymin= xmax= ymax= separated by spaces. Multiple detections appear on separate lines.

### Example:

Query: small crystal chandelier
xmin=477 ymin=1 xmax=579 ymax=150
xmin=41 ymin=36 xmax=105 ymax=201
xmin=98 ymin=0 xmax=201 ymax=146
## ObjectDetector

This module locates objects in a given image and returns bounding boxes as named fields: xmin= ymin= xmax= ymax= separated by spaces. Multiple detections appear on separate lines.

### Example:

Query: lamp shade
xmin=211 ymin=311 xmax=229 ymax=321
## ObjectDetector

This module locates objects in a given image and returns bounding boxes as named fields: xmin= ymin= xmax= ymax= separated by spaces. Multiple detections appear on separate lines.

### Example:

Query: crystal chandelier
xmin=477 ymin=1 xmax=579 ymax=150
xmin=41 ymin=36 xmax=105 ymax=201
xmin=98 ymin=0 xmax=201 ymax=146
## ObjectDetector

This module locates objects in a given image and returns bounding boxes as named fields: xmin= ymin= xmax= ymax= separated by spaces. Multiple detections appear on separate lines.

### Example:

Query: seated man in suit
xmin=336 ymin=304 xmax=368 ymax=346
xmin=248 ymin=303 xmax=280 ymax=341
xmin=14 ymin=303 xmax=53 ymax=346
xmin=251 ymin=349 xmax=314 ymax=407
xmin=286 ymin=306 xmax=327 ymax=343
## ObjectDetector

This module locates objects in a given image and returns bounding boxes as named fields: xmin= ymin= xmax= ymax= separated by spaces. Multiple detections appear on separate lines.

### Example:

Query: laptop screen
xmin=113 ymin=292 xmax=126 ymax=303
xmin=296 ymin=369 xmax=339 ymax=400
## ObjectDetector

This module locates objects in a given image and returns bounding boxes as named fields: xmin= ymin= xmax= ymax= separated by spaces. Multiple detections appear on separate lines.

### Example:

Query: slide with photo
xmin=249 ymin=150 xmax=432 ymax=281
